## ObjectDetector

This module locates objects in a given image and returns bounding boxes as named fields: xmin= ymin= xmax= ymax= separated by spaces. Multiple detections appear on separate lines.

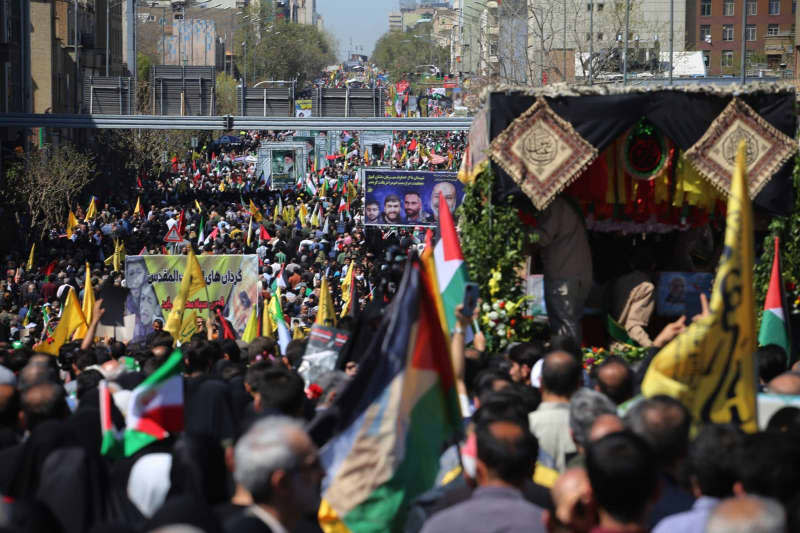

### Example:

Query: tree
xmin=371 ymin=24 xmax=451 ymax=83
xmin=137 ymin=52 xmax=154 ymax=113
xmin=216 ymin=72 xmax=238 ymax=116
xmin=94 ymin=129 xmax=209 ymax=177
xmin=234 ymin=6 xmax=336 ymax=88
xmin=526 ymin=0 xmax=673 ymax=84
xmin=2 ymin=144 xmax=95 ymax=241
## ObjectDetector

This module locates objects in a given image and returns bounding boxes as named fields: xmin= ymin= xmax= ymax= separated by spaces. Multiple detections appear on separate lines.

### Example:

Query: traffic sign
xmin=164 ymin=225 xmax=182 ymax=243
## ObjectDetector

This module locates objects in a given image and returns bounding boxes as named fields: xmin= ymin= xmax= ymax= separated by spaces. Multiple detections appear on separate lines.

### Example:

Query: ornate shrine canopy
xmin=478 ymin=83 xmax=797 ymax=229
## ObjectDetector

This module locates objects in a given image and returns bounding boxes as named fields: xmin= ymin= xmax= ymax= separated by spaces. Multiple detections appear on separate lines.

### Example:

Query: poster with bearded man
xmin=362 ymin=169 xmax=464 ymax=227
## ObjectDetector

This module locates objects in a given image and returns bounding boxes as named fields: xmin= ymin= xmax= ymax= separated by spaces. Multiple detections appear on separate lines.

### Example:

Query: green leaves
xmin=460 ymin=168 xmax=542 ymax=352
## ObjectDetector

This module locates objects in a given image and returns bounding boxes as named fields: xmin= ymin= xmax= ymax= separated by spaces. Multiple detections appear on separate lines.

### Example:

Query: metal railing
xmin=0 ymin=114 xmax=473 ymax=131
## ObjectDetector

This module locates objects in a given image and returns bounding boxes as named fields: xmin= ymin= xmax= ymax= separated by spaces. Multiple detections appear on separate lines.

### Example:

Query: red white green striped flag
xmin=433 ymin=191 xmax=469 ymax=336
xmin=758 ymin=236 xmax=791 ymax=361
xmin=124 ymin=350 xmax=184 ymax=456
xmin=100 ymin=379 xmax=124 ymax=457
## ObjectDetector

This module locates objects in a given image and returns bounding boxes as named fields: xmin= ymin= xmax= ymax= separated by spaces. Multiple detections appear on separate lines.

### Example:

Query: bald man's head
xmin=766 ymin=372 xmax=800 ymax=395
xmin=594 ymin=359 xmax=633 ymax=405
xmin=541 ymin=351 xmax=582 ymax=399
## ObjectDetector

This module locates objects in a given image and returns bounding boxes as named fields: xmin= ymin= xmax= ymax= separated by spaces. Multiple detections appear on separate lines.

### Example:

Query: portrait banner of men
xmin=362 ymin=169 xmax=464 ymax=227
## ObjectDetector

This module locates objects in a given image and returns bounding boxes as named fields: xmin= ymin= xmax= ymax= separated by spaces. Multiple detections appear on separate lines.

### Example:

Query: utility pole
xmin=106 ymin=0 xmax=110 ymax=75
xmin=75 ymin=0 xmax=80 ymax=112
xmin=589 ymin=0 xmax=593 ymax=84
xmin=623 ymin=0 xmax=630 ymax=85
xmin=161 ymin=6 xmax=165 ymax=64
xmin=740 ymin=0 xmax=747 ymax=83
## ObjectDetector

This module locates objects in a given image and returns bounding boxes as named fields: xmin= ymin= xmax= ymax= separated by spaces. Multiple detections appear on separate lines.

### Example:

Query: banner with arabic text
xmin=363 ymin=169 xmax=464 ymax=227
xmin=124 ymin=255 xmax=258 ymax=343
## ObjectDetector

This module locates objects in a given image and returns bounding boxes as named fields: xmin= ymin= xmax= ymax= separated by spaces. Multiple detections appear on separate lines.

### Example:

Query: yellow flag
xmin=34 ymin=288 xmax=87 ymax=355
xmin=26 ymin=243 xmax=35 ymax=271
xmin=262 ymin=298 xmax=276 ymax=337
xmin=293 ymin=325 xmax=306 ymax=340
xmin=66 ymin=211 xmax=79 ymax=239
xmin=242 ymin=305 xmax=260 ymax=343
xmin=641 ymin=142 xmax=757 ymax=432
xmin=315 ymin=276 xmax=337 ymax=327
xmin=247 ymin=216 xmax=253 ymax=247
xmin=103 ymin=239 xmax=126 ymax=273
xmin=74 ymin=262 xmax=95 ymax=340
xmin=299 ymin=203 xmax=308 ymax=228
xmin=249 ymin=199 xmax=264 ymax=223
xmin=84 ymin=197 xmax=97 ymax=221
xmin=272 ymin=204 xmax=280 ymax=224
xmin=134 ymin=196 xmax=143 ymax=217
xmin=164 ymin=249 xmax=206 ymax=342
xmin=339 ymin=261 xmax=355 ymax=318
xmin=195 ymin=199 xmax=203 ymax=213
xmin=310 ymin=204 xmax=319 ymax=228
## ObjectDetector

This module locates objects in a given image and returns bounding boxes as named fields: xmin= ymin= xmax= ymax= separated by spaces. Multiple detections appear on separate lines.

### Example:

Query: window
xmin=723 ymin=0 xmax=735 ymax=15
xmin=745 ymin=24 xmax=756 ymax=40
xmin=722 ymin=50 xmax=734 ymax=66
xmin=586 ymin=32 xmax=592 ymax=41
xmin=722 ymin=24 xmax=734 ymax=40
xmin=701 ymin=0 xmax=711 ymax=15
xmin=768 ymin=23 xmax=780 ymax=35
xmin=703 ymin=50 xmax=710 ymax=67
xmin=747 ymin=0 xmax=757 ymax=14
xmin=597 ymin=3 xmax=604 ymax=10
xmin=700 ymin=24 xmax=711 ymax=41
xmin=587 ymin=3 xmax=592 ymax=11
xmin=745 ymin=49 xmax=755 ymax=65
xmin=769 ymin=0 xmax=780 ymax=14
xmin=597 ymin=32 xmax=604 ymax=40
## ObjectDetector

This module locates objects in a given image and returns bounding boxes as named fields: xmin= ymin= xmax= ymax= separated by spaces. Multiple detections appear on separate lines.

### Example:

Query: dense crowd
xmin=0 ymin=125 xmax=799 ymax=533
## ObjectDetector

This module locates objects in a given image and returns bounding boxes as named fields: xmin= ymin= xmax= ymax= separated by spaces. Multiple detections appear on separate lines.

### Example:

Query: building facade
xmin=690 ymin=0 xmax=795 ymax=74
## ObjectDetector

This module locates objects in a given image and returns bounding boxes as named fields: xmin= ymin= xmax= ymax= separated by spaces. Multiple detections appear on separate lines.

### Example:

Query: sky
xmin=317 ymin=0 xmax=398 ymax=60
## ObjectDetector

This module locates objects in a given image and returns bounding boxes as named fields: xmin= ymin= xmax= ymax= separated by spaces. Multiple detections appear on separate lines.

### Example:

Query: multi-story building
xmin=691 ymin=0 xmax=795 ymax=74
xmin=389 ymin=12 xmax=404 ymax=32
xmin=29 ymin=0 xmax=123 ymax=115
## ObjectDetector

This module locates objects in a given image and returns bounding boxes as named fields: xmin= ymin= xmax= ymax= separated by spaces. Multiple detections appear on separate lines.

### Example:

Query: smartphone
xmin=462 ymin=282 xmax=480 ymax=319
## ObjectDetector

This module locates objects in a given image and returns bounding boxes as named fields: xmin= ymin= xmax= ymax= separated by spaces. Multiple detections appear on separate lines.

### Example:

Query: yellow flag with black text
xmin=642 ymin=142 xmax=757 ymax=432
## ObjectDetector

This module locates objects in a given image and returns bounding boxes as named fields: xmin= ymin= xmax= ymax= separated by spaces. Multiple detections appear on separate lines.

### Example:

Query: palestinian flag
xmin=318 ymin=255 xmax=462 ymax=532
xmin=759 ymin=236 xmax=792 ymax=361
xmin=270 ymin=263 xmax=288 ymax=291
xmin=433 ymin=191 xmax=469 ymax=335
xmin=269 ymin=289 xmax=291 ymax=355
xmin=99 ymin=380 xmax=124 ymax=457
xmin=123 ymin=349 xmax=184 ymax=457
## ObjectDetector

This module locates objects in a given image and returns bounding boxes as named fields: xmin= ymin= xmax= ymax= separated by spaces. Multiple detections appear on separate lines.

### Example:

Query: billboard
xmin=257 ymin=142 xmax=310 ymax=190
xmin=124 ymin=255 xmax=259 ymax=343
xmin=362 ymin=169 xmax=464 ymax=227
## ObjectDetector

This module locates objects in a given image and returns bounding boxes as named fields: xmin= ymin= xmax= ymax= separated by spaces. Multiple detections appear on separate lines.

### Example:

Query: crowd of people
xmin=0 ymin=123 xmax=799 ymax=533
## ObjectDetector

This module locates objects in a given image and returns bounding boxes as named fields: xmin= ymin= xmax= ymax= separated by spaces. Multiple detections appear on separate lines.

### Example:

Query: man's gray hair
xmin=234 ymin=416 xmax=304 ymax=503
xmin=569 ymin=388 xmax=617 ymax=449
xmin=705 ymin=495 xmax=786 ymax=533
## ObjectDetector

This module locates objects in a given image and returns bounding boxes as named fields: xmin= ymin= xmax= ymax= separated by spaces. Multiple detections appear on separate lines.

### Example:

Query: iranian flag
xmin=433 ymin=191 xmax=469 ymax=336
xmin=758 ymin=236 xmax=792 ymax=360
xmin=124 ymin=350 xmax=184 ymax=456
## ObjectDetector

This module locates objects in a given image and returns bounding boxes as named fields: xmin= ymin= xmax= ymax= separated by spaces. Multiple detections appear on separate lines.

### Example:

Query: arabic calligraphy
xmin=160 ymin=296 xmax=226 ymax=311
xmin=147 ymin=268 xmax=244 ymax=286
